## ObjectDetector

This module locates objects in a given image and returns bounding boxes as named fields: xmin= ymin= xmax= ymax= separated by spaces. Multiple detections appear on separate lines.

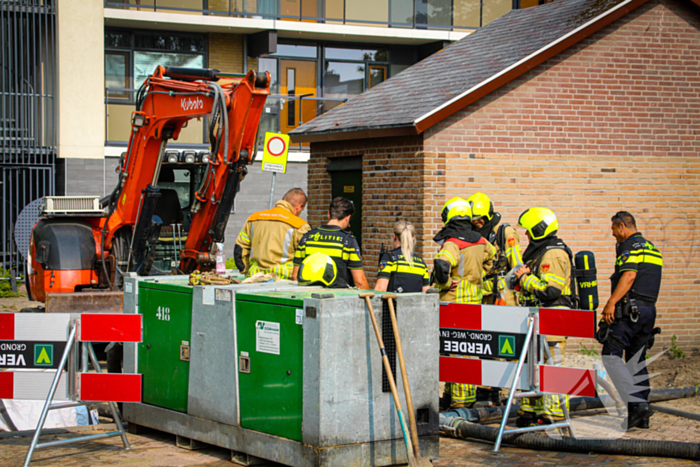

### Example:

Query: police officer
xmin=375 ymin=220 xmax=430 ymax=293
xmin=514 ymin=207 xmax=574 ymax=426
xmin=434 ymin=197 xmax=495 ymax=408
xmin=234 ymin=188 xmax=310 ymax=279
xmin=297 ymin=252 xmax=348 ymax=288
xmin=292 ymin=197 xmax=370 ymax=289
xmin=601 ymin=211 xmax=662 ymax=430
xmin=468 ymin=193 xmax=523 ymax=306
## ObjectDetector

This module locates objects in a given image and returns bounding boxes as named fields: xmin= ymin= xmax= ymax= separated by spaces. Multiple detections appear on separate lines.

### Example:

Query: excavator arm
xmin=103 ymin=66 xmax=270 ymax=276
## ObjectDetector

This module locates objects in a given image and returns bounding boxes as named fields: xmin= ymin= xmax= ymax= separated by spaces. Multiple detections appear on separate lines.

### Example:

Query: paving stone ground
xmin=2 ymin=401 xmax=698 ymax=467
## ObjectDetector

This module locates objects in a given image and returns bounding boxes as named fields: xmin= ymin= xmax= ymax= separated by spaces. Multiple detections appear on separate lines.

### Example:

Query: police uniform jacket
xmin=611 ymin=232 xmax=662 ymax=304
xmin=378 ymin=247 xmax=430 ymax=293
xmin=294 ymin=225 xmax=363 ymax=286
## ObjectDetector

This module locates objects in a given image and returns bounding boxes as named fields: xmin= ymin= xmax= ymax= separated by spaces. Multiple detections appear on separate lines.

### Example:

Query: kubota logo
xmin=181 ymin=97 xmax=204 ymax=112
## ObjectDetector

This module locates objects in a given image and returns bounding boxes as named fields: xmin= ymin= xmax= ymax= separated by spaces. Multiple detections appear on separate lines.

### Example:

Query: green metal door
xmin=138 ymin=282 xmax=193 ymax=413
xmin=331 ymin=169 xmax=362 ymax=248
xmin=236 ymin=294 xmax=304 ymax=441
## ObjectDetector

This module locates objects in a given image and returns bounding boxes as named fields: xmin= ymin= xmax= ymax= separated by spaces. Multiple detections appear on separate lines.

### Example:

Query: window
xmin=453 ymin=0 xmax=481 ymax=28
xmin=104 ymin=29 xmax=207 ymax=145
xmin=390 ymin=0 xmax=414 ymax=26
xmin=483 ymin=0 xmax=512 ymax=26
xmin=324 ymin=61 xmax=365 ymax=109
xmin=134 ymin=52 xmax=205 ymax=88
xmin=416 ymin=0 xmax=452 ymax=28
xmin=326 ymin=47 xmax=388 ymax=61
xmin=105 ymin=51 xmax=129 ymax=99
xmin=270 ymin=44 xmax=318 ymax=58
xmin=369 ymin=66 xmax=386 ymax=88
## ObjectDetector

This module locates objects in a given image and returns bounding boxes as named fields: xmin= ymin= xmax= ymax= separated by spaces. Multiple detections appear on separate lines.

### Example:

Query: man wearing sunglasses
xmin=602 ymin=211 xmax=663 ymax=430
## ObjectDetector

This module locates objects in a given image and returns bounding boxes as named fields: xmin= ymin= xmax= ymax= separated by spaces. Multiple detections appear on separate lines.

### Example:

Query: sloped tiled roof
xmin=290 ymin=0 xmax=648 ymax=142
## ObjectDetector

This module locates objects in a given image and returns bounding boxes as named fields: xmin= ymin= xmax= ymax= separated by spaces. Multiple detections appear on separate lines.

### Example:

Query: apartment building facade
xmin=2 ymin=0 xmax=549 ymax=275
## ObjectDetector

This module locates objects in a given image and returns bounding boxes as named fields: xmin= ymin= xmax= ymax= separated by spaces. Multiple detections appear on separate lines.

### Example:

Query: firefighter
xmin=468 ymin=192 xmax=524 ymax=406
xmin=292 ymin=197 xmax=370 ymax=289
xmin=234 ymin=188 xmax=310 ymax=279
xmin=434 ymin=197 xmax=495 ymax=408
xmin=601 ymin=211 xmax=662 ymax=430
xmin=375 ymin=220 xmax=430 ymax=293
xmin=514 ymin=207 xmax=574 ymax=426
xmin=467 ymin=192 xmax=523 ymax=306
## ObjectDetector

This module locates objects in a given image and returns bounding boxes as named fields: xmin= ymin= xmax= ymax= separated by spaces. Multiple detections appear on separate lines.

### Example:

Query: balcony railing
xmin=103 ymin=0 xmax=493 ymax=32
xmin=105 ymin=87 xmax=346 ymax=151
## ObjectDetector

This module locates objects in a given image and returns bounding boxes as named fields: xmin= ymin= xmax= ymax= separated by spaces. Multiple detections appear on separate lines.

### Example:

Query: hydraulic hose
xmin=441 ymin=386 xmax=700 ymax=423
xmin=651 ymin=404 xmax=700 ymax=422
xmin=443 ymin=418 xmax=700 ymax=460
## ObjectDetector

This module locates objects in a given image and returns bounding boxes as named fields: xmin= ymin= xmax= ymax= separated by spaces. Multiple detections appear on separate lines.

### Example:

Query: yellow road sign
xmin=262 ymin=132 xmax=290 ymax=174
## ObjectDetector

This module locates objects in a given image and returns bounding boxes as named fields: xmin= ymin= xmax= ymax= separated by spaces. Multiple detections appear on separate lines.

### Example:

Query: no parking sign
xmin=262 ymin=132 xmax=290 ymax=174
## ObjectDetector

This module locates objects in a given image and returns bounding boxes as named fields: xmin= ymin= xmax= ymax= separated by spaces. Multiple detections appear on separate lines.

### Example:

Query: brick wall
xmin=306 ymin=0 xmax=700 ymax=353
xmin=422 ymin=0 xmax=700 ymax=352
xmin=209 ymin=33 xmax=258 ymax=75
xmin=308 ymin=136 xmax=452 ymax=279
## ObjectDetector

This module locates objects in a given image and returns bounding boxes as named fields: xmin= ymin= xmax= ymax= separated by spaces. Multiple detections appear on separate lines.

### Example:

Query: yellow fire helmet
xmin=297 ymin=252 xmax=338 ymax=287
xmin=518 ymin=207 xmax=559 ymax=241
xmin=441 ymin=197 xmax=472 ymax=225
xmin=467 ymin=192 xmax=494 ymax=221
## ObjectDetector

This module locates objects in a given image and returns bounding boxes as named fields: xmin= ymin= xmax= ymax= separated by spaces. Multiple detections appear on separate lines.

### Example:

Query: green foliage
xmin=0 ymin=270 xmax=21 ymax=298
xmin=225 ymin=258 xmax=237 ymax=270
xmin=578 ymin=342 xmax=599 ymax=357
xmin=669 ymin=335 xmax=686 ymax=360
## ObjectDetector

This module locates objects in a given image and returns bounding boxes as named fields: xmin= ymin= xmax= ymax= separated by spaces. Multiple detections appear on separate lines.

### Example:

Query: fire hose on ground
xmin=440 ymin=386 xmax=700 ymax=460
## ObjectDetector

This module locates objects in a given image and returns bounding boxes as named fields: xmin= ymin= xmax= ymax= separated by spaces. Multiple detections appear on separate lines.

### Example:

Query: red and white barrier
xmin=440 ymin=303 xmax=596 ymax=339
xmin=0 ymin=313 xmax=70 ymax=341
xmin=0 ymin=371 xmax=68 ymax=401
xmin=8 ymin=313 xmax=144 ymax=465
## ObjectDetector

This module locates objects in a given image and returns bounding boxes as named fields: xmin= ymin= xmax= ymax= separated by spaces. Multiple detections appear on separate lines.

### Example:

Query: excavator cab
xmin=149 ymin=152 xmax=209 ymax=274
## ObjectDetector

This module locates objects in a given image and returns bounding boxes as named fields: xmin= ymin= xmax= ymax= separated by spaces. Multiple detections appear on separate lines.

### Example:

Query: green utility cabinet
xmin=235 ymin=292 xmax=306 ymax=441
xmin=138 ymin=280 xmax=193 ymax=413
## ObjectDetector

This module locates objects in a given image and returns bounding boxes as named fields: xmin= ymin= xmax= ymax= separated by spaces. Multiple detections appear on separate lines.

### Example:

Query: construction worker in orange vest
xmin=234 ymin=188 xmax=311 ymax=279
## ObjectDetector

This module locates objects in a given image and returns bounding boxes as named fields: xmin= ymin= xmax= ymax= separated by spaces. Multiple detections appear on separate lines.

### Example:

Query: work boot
xmin=638 ymin=416 xmax=650 ymax=429
xmin=626 ymin=403 xmax=653 ymax=430
xmin=515 ymin=412 xmax=537 ymax=428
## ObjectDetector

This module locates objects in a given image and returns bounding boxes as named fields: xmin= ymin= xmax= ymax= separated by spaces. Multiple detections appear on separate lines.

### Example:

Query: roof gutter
xmin=413 ymin=0 xmax=649 ymax=134
xmin=289 ymin=125 xmax=417 ymax=143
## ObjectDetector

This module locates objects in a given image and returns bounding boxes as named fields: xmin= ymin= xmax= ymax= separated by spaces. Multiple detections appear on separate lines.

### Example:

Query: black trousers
xmin=601 ymin=305 xmax=656 ymax=407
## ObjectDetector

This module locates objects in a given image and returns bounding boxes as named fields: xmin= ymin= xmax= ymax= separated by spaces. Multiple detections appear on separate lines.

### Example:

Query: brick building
xmin=291 ymin=0 xmax=700 ymax=352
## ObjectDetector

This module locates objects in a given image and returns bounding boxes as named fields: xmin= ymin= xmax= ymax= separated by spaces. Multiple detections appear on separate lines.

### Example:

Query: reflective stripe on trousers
xmin=520 ymin=339 xmax=569 ymax=418
xmin=247 ymin=261 xmax=294 ymax=280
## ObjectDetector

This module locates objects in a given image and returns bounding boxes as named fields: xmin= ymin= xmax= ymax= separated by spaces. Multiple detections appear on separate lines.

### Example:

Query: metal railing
xmin=103 ymin=0 xmax=481 ymax=32
xmin=1 ymin=0 xmax=57 ymax=279
xmin=105 ymin=87 xmax=346 ymax=151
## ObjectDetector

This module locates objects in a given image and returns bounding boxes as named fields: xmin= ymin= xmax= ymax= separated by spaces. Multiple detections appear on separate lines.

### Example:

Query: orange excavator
xmin=26 ymin=66 xmax=270 ymax=304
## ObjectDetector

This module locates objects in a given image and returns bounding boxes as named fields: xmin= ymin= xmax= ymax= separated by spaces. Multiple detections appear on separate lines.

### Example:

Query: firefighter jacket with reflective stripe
xmin=378 ymin=247 xmax=430 ymax=293
xmin=519 ymin=247 xmax=572 ymax=308
xmin=293 ymin=225 xmax=363 ymax=286
xmin=487 ymin=221 xmax=523 ymax=274
xmin=235 ymin=200 xmax=310 ymax=278
xmin=611 ymin=232 xmax=662 ymax=302
xmin=434 ymin=237 xmax=495 ymax=304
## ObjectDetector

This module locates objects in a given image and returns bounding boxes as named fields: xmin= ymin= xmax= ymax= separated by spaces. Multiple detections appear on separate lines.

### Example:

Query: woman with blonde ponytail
xmin=374 ymin=220 xmax=430 ymax=293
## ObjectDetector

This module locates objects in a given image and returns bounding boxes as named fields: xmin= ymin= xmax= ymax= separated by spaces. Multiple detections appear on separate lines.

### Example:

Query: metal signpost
xmin=261 ymin=132 xmax=290 ymax=209
xmin=0 ymin=313 xmax=143 ymax=466
xmin=439 ymin=303 xmax=597 ymax=451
